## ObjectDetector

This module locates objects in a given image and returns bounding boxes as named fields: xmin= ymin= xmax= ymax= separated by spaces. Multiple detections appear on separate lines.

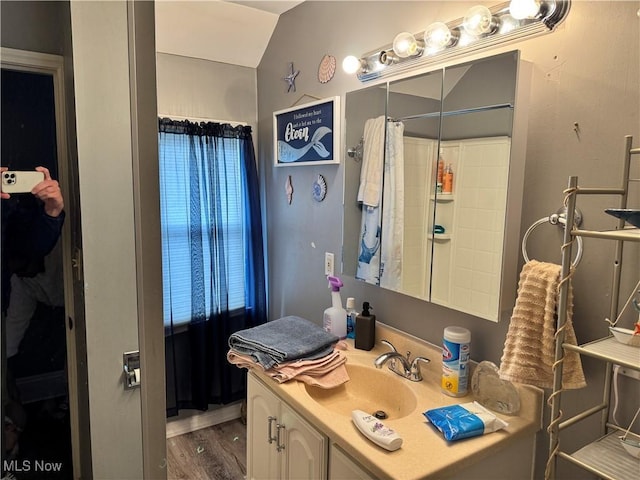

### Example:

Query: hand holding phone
xmin=1 ymin=170 xmax=46 ymax=194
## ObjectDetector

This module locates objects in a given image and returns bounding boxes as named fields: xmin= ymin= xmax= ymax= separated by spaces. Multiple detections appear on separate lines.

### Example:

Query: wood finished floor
xmin=167 ymin=419 xmax=247 ymax=480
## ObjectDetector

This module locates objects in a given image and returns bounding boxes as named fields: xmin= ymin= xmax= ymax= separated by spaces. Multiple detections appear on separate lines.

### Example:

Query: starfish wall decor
xmin=283 ymin=62 xmax=300 ymax=93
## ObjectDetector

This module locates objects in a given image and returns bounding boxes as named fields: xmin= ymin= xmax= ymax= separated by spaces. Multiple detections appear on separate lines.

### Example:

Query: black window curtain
xmin=159 ymin=118 xmax=266 ymax=416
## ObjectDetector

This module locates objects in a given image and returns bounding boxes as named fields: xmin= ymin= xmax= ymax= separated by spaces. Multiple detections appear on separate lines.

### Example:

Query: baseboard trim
xmin=165 ymin=402 xmax=242 ymax=438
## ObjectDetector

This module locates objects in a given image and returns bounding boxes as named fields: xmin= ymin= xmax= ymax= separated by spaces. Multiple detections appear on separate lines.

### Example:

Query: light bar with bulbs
xmin=343 ymin=0 xmax=570 ymax=82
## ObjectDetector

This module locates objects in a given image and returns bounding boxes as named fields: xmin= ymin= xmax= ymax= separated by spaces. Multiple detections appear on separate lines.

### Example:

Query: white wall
xmin=156 ymin=53 xmax=258 ymax=131
xmin=258 ymin=2 xmax=639 ymax=478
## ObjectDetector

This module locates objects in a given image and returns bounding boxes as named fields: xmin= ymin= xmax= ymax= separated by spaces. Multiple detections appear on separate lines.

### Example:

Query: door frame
xmin=126 ymin=1 xmax=168 ymax=476
xmin=1 ymin=46 xmax=90 ymax=479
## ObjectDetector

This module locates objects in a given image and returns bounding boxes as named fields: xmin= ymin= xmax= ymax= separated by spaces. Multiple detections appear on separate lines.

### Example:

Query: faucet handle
xmin=381 ymin=339 xmax=397 ymax=352
xmin=410 ymin=356 xmax=430 ymax=381
xmin=380 ymin=340 xmax=399 ymax=372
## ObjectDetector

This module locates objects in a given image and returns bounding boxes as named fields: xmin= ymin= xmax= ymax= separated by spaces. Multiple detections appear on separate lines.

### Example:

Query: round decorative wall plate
xmin=313 ymin=174 xmax=327 ymax=202
xmin=318 ymin=55 xmax=336 ymax=84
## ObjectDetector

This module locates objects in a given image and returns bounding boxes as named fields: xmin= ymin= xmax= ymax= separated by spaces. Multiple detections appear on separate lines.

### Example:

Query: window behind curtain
xmin=159 ymin=128 xmax=245 ymax=327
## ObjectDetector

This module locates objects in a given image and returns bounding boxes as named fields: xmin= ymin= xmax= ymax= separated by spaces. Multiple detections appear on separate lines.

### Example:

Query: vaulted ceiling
xmin=155 ymin=1 xmax=304 ymax=68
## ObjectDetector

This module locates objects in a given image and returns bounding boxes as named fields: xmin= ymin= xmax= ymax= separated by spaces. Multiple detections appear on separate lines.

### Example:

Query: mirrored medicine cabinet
xmin=343 ymin=50 xmax=531 ymax=322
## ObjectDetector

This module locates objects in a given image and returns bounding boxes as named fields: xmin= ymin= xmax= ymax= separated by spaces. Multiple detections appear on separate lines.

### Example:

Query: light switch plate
xmin=325 ymin=252 xmax=334 ymax=276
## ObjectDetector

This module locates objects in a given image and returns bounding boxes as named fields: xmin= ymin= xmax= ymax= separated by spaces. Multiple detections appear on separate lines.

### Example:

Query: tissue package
xmin=423 ymin=401 xmax=508 ymax=441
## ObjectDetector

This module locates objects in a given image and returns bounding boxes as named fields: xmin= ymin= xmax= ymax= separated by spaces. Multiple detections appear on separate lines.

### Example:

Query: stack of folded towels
xmin=227 ymin=315 xmax=349 ymax=388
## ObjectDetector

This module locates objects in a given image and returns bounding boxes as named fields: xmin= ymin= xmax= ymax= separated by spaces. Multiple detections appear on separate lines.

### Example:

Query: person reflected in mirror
xmin=1 ymin=165 xmax=65 ymax=307
xmin=5 ymin=240 xmax=64 ymax=359
xmin=1 ymin=165 xmax=65 ymax=460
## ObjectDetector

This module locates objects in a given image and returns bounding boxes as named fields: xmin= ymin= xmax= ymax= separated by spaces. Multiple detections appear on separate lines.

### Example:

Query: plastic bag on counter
xmin=423 ymin=401 xmax=508 ymax=441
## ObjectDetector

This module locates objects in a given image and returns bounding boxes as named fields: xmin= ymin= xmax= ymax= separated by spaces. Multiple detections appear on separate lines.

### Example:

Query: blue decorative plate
xmin=313 ymin=174 xmax=327 ymax=202
xmin=605 ymin=209 xmax=640 ymax=228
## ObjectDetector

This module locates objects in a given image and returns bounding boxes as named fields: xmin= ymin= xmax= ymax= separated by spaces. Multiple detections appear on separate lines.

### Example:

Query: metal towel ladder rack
xmin=546 ymin=135 xmax=640 ymax=480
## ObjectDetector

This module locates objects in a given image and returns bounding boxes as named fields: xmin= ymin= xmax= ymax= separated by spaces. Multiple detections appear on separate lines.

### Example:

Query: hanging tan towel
xmin=499 ymin=260 xmax=586 ymax=389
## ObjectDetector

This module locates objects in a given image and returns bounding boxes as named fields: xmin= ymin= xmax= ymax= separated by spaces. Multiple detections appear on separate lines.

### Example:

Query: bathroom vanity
xmin=246 ymin=323 xmax=543 ymax=480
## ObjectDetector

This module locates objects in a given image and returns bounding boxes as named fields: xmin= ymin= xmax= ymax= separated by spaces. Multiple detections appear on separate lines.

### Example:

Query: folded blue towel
xmin=228 ymin=315 xmax=338 ymax=369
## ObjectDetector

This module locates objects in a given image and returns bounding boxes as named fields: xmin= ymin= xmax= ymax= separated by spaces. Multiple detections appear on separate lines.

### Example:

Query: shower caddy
xmin=546 ymin=135 xmax=640 ymax=479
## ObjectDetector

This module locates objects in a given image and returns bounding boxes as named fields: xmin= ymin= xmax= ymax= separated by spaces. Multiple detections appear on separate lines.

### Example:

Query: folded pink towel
xmin=227 ymin=348 xmax=349 ymax=389
xmin=296 ymin=366 xmax=350 ymax=389
xmin=272 ymin=350 xmax=346 ymax=381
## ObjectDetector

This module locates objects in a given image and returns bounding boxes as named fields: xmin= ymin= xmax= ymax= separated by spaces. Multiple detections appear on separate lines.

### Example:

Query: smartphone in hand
xmin=1 ymin=170 xmax=45 ymax=194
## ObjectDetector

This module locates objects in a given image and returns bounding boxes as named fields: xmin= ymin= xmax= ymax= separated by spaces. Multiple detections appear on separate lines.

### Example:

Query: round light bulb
xmin=342 ymin=55 xmax=362 ymax=74
xmin=499 ymin=14 xmax=520 ymax=34
xmin=424 ymin=22 xmax=455 ymax=50
xmin=392 ymin=32 xmax=419 ymax=58
xmin=509 ymin=0 xmax=541 ymax=20
xmin=463 ymin=5 xmax=495 ymax=36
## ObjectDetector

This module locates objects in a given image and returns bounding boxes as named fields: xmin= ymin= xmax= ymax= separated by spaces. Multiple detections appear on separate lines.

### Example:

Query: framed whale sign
xmin=273 ymin=96 xmax=340 ymax=166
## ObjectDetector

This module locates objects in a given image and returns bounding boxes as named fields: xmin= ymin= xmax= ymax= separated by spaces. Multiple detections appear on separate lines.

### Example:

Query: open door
xmin=69 ymin=1 xmax=166 ymax=478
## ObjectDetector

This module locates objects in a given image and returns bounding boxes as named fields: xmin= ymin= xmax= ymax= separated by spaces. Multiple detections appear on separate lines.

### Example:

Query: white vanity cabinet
xmin=328 ymin=444 xmax=375 ymax=480
xmin=247 ymin=372 xmax=327 ymax=480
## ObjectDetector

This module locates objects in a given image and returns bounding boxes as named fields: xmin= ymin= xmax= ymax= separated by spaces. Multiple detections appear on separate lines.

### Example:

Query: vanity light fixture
xmin=343 ymin=0 xmax=570 ymax=82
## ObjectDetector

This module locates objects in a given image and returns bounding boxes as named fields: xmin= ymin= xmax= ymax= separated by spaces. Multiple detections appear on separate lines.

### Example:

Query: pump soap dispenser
xmin=355 ymin=302 xmax=376 ymax=350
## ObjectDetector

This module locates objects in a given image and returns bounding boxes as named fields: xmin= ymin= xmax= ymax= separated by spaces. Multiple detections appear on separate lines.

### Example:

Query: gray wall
xmin=0 ymin=1 xmax=66 ymax=55
xmin=258 ymin=2 xmax=639 ymax=478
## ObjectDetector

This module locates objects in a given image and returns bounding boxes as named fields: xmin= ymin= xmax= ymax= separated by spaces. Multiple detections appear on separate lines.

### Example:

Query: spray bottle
xmin=323 ymin=276 xmax=347 ymax=338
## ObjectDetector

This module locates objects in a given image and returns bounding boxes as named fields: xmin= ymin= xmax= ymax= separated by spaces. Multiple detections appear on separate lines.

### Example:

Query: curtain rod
xmin=158 ymin=113 xmax=248 ymax=127
xmin=389 ymin=102 xmax=513 ymax=123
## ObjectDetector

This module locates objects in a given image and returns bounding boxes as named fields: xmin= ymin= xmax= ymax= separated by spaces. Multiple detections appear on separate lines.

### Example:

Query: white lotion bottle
xmin=351 ymin=410 xmax=403 ymax=451
xmin=323 ymin=276 xmax=347 ymax=338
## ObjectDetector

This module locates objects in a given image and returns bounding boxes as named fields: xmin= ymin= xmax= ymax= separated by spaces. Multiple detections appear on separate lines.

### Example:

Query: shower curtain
xmin=356 ymin=116 xmax=405 ymax=289
xmin=380 ymin=120 xmax=405 ymax=290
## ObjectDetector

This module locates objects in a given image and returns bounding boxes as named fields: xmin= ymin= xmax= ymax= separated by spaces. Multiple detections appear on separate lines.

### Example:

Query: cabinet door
xmin=328 ymin=444 xmax=375 ymax=480
xmin=247 ymin=374 xmax=281 ymax=480
xmin=280 ymin=403 xmax=328 ymax=480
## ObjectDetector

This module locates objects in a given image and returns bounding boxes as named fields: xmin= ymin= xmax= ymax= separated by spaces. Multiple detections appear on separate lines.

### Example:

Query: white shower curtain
xmin=380 ymin=121 xmax=404 ymax=290
xmin=356 ymin=116 xmax=405 ymax=288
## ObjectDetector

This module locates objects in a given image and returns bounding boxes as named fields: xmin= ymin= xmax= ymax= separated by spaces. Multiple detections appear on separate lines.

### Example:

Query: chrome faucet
xmin=374 ymin=340 xmax=430 ymax=382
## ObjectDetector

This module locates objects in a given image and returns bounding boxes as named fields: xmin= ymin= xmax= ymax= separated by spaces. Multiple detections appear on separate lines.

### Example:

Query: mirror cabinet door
xmin=431 ymin=51 xmax=519 ymax=320
xmin=343 ymin=85 xmax=387 ymax=284
xmin=385 ymin=70 xmax=444 ymax=299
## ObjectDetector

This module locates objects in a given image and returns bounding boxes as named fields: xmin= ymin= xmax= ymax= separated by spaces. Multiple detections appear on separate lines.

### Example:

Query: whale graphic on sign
xmin=277 ymin=126 xmax=332 ymax=163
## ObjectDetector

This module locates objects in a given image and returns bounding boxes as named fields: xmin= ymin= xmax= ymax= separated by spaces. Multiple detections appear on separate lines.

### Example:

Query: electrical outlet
xmin=618 ymin=366 xmax=640 ymax=381
xmin=324 ymin=252 xmax=334 ymax=276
